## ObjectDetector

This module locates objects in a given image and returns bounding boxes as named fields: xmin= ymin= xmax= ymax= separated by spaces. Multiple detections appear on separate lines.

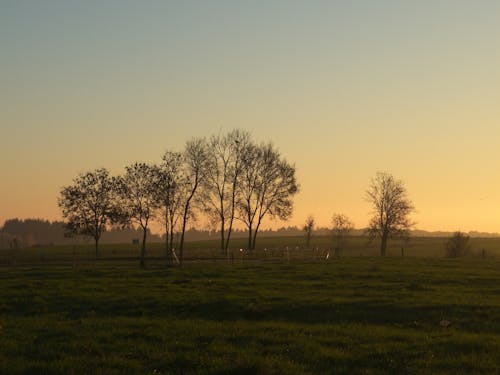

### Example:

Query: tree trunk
xmin=220 ymin=220 xmax=225 ymax=254
xmin=225 ymin=216 xmax=234 ymax=255
xmin=380 ymin=232 xmax=388 ymax=257
xmin=179 ymin=205 xmax=189 ymax=268
xmin=252 ymin=217 xmax=263 ymax=250
xmin=140 ymin=226 xmax=147 ymax=268
xmin=169 ymin=216 xmax=175 ymax=263
xmin=94 ymin=236 xmax=99 ymax=260
xmin=225 ymin=186 xmax=237 ymax=253
xmin=165 ymin=217 xmax=170 ymax=262
xmin=179 ymin=177 xmax=199 ymax=268
xmin=247 ymin=223 xmax=252 ymax=250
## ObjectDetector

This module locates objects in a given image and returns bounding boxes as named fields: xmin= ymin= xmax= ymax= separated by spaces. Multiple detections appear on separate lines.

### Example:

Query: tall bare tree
xmin=303 ymin=215 xmax=315 ymax=249
xmin=156 ymin=151 xmax=184 ymax=263
xmin=366 ymin=172 xmax=414 ymax=256
xmin=178 ymin=138 xmax=208 ymax=267
xmin=201 ymin=129 xmax=251 ymax=255
xmin=58 ymin=168 xmax=117 ymax=259
xmin=117 ymin=162 xmax=160 ymax=268
xmin=331 ymin=213 xmax=353 ymax=257
xmin=238 ymin=143 xmax=299 ymax=250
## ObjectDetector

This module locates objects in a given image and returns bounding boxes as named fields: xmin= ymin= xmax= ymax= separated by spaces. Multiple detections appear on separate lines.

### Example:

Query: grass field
xmin=1 ymin=237 xmax=500 ymax=374
xmin=2 ymin=235 xmax=500 ymax=267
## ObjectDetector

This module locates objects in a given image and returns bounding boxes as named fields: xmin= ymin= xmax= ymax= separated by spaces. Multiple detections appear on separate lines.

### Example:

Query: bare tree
xmin=445 ymin=231 xmax=471 ymax=258
xmin=238 ymin=142 xmax=299 ymax=250
xmin=117 ymin=162 xmax=160 ymax=268
xmin=366 ymin=172 xmax=414 ymax=256
xmin=201 ymin=129 xmax=251 ymax=255
xmin=303 ymin=215 xmax=315 ymax=249
xmin=332 ymin=213 xmax=353 ymax=257
xmin=156 ymin=151 xmax=184 ymax=263
xmin=58 ymin=168 xmax=117 ymax=259
xmin=178 ymin=138 xmax=208 ymax=267
xmin=224 ymin=130 xmax=250 ymax=253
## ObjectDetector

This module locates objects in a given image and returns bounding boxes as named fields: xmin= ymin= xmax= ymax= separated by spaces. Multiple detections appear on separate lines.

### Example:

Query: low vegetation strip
xmin=1 ymin=258 xmax=500 ymax=374
xmin=2 ymin=235 xmax=500 ymax=268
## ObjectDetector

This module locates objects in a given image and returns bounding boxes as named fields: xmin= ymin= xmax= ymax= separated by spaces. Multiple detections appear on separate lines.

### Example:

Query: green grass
xmin=1 ymin=248 xmax=500 ymax=374
xmin=2 ymin=235 xmax=500 ymax=268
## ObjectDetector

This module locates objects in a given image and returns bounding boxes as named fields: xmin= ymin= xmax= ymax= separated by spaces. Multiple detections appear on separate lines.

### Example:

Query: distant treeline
xmin=0 ymin=218 xmax=329 ymax=249
xmin=1 ymin=218 xmax=498 ymax=250
xmin=0 ymin=218 xmax=317 ymax=249
xmin=0 ymin=218 xmax=158 ymax=249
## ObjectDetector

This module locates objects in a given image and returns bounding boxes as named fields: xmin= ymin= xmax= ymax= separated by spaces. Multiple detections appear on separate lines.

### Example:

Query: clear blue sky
xmin=2 ymin=1 xmax=500 ymax=232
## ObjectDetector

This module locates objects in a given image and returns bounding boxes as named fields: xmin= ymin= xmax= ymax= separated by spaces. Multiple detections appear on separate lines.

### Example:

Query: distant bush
xmin=445 ymin=231 xmax=471 ymax=258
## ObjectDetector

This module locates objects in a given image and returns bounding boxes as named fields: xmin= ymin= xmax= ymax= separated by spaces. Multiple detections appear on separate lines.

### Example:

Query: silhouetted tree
xmin=116 ymin=162 xmax=160 ymax=268
xmin=178 ymin=138 xmax=209 ymax=267
xmin=445 ymin=231 xmax=471 ymax=258
xmin=331 ymin=213 xmax=353 ymax=257
xmin=366 ymin=172 xmax=414 ymax=256
xmin=237 ymin=143 xmax=299 ymax=250
xmin=303 ymin=215 xmax=315 ymax=248
xmin=201 ymin=129 xmax=251 ymax=255
xmin=58 ymin=168 xmax=118 ymax=258
xmin=156 ymin=151 xmax=184 ymax=263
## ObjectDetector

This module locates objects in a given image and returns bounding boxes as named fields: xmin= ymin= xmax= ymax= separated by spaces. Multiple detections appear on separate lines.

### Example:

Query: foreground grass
xmin=1 ymin=258 xmax=500 ymax=374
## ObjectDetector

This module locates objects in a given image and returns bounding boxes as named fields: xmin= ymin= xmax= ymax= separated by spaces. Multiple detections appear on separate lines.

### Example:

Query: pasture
xmin=2 ymin=235 xmax=500 ymax=267
xmin=1 ymin=236 xmax=500 ymax=374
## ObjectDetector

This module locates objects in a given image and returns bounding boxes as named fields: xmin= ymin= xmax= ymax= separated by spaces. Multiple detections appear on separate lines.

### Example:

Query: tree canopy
xmin=366 ymin=172 xmax=414 ymax=256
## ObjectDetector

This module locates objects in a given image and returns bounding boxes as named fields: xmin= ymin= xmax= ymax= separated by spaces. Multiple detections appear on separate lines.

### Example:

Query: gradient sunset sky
xmin=1 ymin=1 xmax=500 ymax=232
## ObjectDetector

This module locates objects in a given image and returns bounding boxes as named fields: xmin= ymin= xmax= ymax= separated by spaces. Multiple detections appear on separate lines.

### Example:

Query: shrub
xmin=445 ymin=231 xmax=471 ymax=258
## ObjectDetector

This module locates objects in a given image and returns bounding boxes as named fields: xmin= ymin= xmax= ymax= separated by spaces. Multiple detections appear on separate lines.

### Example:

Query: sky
xmin=1 ymin=1 xmax=500 ymax=233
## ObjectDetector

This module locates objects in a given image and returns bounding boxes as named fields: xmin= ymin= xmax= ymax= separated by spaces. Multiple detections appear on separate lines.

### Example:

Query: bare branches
xmin=58 ymin=130 xmax=300 ymax=265
xmin=156 ymin=151 xmax=184 ymax=261
xmin=237 ymin=142 xmax=299 ymax=250
xmin=366 ymin=172 xmax=414 ymax=256
xmin=200 ymin=130 xmax=251 ymax=254
xmin=178 ymin=138 xmax=209 ymax=267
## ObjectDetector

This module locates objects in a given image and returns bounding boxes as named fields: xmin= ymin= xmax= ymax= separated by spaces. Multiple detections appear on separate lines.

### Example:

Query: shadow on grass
xmin=6 ymin=290 xmax=498 ymax=334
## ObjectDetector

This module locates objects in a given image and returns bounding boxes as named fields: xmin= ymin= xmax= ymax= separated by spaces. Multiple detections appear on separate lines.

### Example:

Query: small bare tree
xmin=366 ymin=172 xmax=414 ymax=256
xmin=58 ymin=168 xmax=118 ymax=259
xmin=445 ymin=231 xmax=471 ymax=258
xmin=303 ymin=215 xmax=315 ymax=249
xmin=116 ymin=162 xmax=160 ymax=268
xmin=332 ymin=213 xmax=353 ymax=257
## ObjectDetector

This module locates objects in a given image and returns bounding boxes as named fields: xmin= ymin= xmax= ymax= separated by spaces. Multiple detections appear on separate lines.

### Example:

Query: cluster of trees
xmin=303 ymin=172 xmax=415 ymax=257
xmin=10 ymin=163 xmax=479 ymax=259
xmin=59 ymin=130 xmax=299 ymax=267
xmin=1 ymin=217 xmax=276 ymax=249
xmin=0 ymin=219 xmax=66 ymax=247
xmin=302 ymin=213 xmax=354 ymax=257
